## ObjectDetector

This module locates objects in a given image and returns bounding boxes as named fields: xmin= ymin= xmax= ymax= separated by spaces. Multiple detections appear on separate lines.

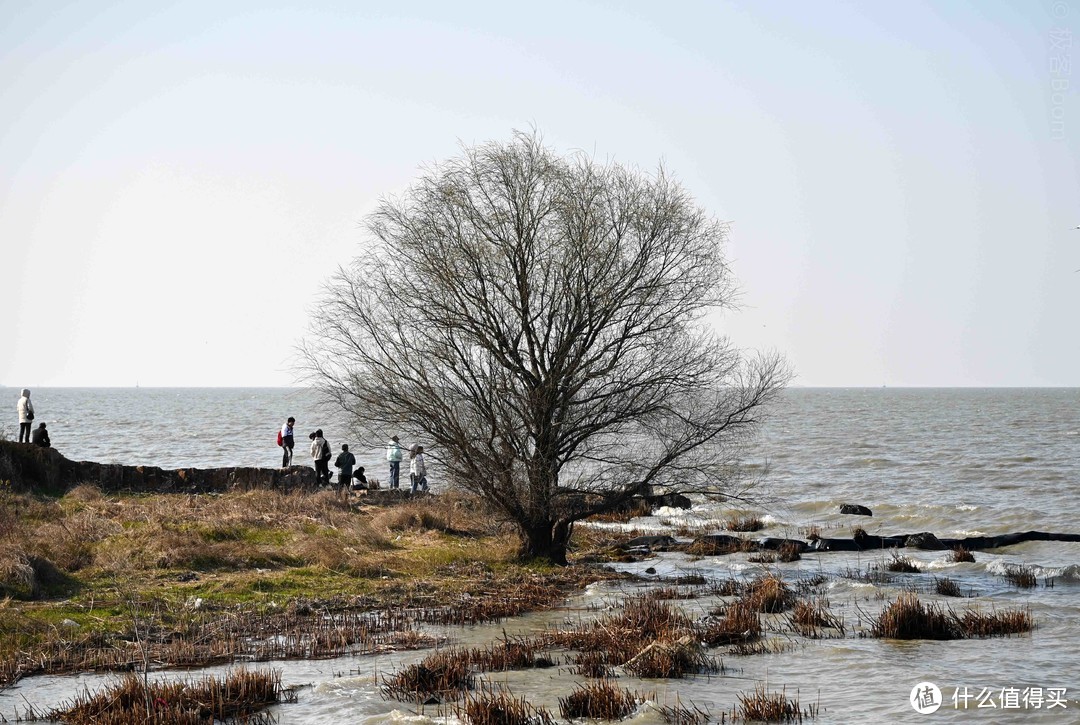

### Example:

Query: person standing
xmin=335 ymin=444 xmax=356 ymax=493
xmin=16 ymin=389 xmax=34 ymax=443
xmin=30 ymin=422 xmax=50 ymax=448
xmin=386 ymin=435 xmax=403 ymax=489
xmin=280 ymin=417 xmax=296 ymax=467
xmin=311 ymin=429 xmax=331 ymax=485
xmin=410 ymin=444 xmax=428 ymax=493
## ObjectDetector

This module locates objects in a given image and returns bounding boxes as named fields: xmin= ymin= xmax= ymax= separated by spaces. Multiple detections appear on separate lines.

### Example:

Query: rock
xmin=645 ymin=493 xmax=693 ymax=510
xmin=644 ymin=566 xmax=657 ymax=574
xmin=689 ymin=534 xmax=758 ymax=554
xmin=905 ymin=532 xmax=946 ymax=550
xmin=623 ymin=535 xmax=677 ymax=550
xmin=840 ymin=504 xmax=873 ymax=516
xmin=760 ymin=537 xmax=808 ymax=552
xmin=60 ymin=618 xmax=79 ymax=629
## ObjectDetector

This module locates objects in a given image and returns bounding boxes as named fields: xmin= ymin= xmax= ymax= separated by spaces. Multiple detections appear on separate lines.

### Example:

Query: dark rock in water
xmin=623 ymin=535 xmax=678 ymax=550
xmin=808 ymin=537 xmax=862 ymax=552
xmin=853 ymin=528 xmax=904 ymax=549
xmin=760 ymin=537 xmax=809 ymax=552
xmin=905 ymin=532 xmax=946 ymax=550
xmin=840 ymin=504 xmax=873 ymax=516
xmin=690 ymin=534 xmax=758 ymax=554
xmin=645 ymin=493 xmax=693 ymax=510
xmin=644 ymin=567 xmax=657 ymax=575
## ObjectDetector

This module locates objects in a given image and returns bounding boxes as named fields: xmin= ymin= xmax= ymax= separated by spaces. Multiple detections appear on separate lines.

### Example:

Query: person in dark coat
xmin=30 ymin=422 xmax=50 ymax=448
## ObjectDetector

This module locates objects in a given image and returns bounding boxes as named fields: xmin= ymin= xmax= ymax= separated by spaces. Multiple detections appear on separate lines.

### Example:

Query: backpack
xmin=276 ymin=429 xmax=283 ymax=447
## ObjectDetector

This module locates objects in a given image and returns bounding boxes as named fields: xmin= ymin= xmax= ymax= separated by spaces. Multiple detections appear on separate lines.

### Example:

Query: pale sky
xmin=2 ymin=1 xmax=1078 ymax=388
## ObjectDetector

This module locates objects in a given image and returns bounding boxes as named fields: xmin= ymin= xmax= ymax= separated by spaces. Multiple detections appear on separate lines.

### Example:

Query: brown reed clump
xmin=726 ymin=515 xmax=764 ymax=532
xmin=737 ymin=683 xmax=814 ymax=722
xmin=457 ymin=682 xmax=556 ymax=725
xmin=801 ymin=525 xmax=821 ymax=542
xmin=464 ymin=637 xmax=553 ymax=671
xmin=956 ymin=606 xmax=1034 ymax=637
xmin=588 ymin=499 xmax=654 ymax=523
xmin=559 ymin=679 xmax=648 ymax=721
xmin=788 ymin=598 xmax=845 ymax=637
xmin=934 ymin=576 xmax=963 ymax=597
xmin=657 ymin=698 xmax=717 ymax=725
xmin=622 ymin=635 xmax=721 ymax=678
xmin=747 ymin=552 xmax=776 ymax=564
xmin=1002 ymin=564 xmax=1037 ymax=588
xmin=709 ymin=578 xmax=744 ymax=596
xmin=383 ymin=648 xmax=476 ymax=702
xmin=777 ymin=542 xmax=803 ymax=563
xmin=44 ymin=668 xmax=284 ymax=725
xmin=744 ymin=574 xmax=796 ymax=613
xmin=885 ymin=553 xmax=920 ymax=573
xmin=574 ymin=649 xmax=614 ymax=678
xmin=701 ymin=600 xmax=761 ymax=646
xmin=871 ymin=593 xmax=960 ymax=640
xmin=647 ymin=586 xmax=699 ymax=601
xmin=950 ymin=546 xmax=975 ymax=563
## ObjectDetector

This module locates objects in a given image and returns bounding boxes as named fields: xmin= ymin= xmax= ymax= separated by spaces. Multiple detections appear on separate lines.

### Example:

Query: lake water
xmin=2 ymin=387 xmax=1079 ymax=723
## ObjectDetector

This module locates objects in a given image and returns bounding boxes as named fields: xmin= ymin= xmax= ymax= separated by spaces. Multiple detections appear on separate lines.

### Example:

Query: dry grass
xmin=955 ymin=606 xmax=1034 ymax=637
xmin=39 ymin=668 xmax=286 ymax=725
xmin=788 ymin=598 xmax=844 ymax=637
xmin=777 ymin=542 xmax=803 ymax=563
xmin=934 ymin=576 xmax=963 ymax=597
xmin=744 ymin=574 xmax=796 ymax=613
xmin=1002 ymin=565 xmax=1037 ymax=588
xmin=559 ymin=679 xmax=648 ymax=721
xmin=726 ymin=515 xmax=764 ymax=533
xmin=872 ymin=593 xmax=958 ymax=640
xmin=872 ymin=593 xmax=1035 ymax=640
xmin=738 ymin=683 xmax=817 ymax=722
xmin=885 ymin=553 xmax=920 ymax=573
xmin=950 ymin=546 xmax=975 ymax=563
xmin=382 ymin=648 xmax=476 ymax=702
xmin=457 ymin=682 xmax=556 ymax=725
xmin=701 ymin=601 xmax=761 ymax=646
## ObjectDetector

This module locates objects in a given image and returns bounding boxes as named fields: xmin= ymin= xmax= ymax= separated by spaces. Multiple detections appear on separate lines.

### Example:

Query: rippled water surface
xmin=2 ymin=387 xmax=1078 ymax=723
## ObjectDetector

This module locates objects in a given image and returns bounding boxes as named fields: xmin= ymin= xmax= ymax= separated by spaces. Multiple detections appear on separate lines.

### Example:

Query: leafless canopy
xmin=305 ymin=132 xmax=788 ymax=562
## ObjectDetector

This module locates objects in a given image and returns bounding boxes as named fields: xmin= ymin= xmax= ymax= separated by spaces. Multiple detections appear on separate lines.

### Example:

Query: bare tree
xmin=304 ymin=132 xmax=789 ymax=564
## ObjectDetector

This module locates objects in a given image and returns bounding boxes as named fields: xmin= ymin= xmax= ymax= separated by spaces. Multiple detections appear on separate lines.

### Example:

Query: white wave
xmin=954 ymin=504 xmax=978 ymax=512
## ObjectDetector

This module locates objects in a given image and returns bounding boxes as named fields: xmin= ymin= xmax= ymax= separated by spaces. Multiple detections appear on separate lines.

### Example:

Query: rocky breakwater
xmin=0 ymin=440 xmax=318 ymax=494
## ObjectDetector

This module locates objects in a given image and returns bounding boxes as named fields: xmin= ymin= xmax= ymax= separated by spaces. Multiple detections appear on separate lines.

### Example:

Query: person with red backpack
xmin=279 ymin=417 xmax=295 ymax=467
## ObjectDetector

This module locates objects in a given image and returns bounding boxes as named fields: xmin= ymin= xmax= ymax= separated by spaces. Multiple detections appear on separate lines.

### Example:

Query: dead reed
xmin=382 ymin=648 xmax=476 ymax=703
xmin=885 ymin=553 xmax=920 ymax=573
xmin=744 ymin=574 xmax=796 ymax=613
xmin=708 ymin=578 xmax=745 ymax=596
xmin=701 ymin=601 xmax=761 ymax=646
xmin=558 ymin=679 xmax=649 ymax=721
xmin=747 ymin=552 xmax=776 ymax=564
xmin=872 ymin=593 xmax=959 ymax=640
xmin=738 ymin=683 xmax=817 ymax=722
xmin=573 ymin=649 xmax=614 ymax=678
xmin=955 ymin=606 xmax=1034 ymax=637
xmin=43 ymin=668 xmax=285 ymax=725
xmin=726 ymin=515 xmax=764 ymax=532
xmin=950 ymin=546 xmax=975 ymax=563
xmin=456 ymin=682 xmax=556 ymax=725
xmin=788 ymin=598 xmax=844 ymax=637
xmin=934 ymin=576 xmax=963 ymax=597
xmin=1002 ymin=564 xmax=1037 ymax=588
xmin=657 ymin=698 xmax=718 ymax=725
xmin=777 ymin=541 xmax=803 ymax=563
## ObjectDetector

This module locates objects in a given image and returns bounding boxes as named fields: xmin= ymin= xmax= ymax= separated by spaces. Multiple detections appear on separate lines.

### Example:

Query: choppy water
xmin=2 ymin=387 xmax=1079 ymax=723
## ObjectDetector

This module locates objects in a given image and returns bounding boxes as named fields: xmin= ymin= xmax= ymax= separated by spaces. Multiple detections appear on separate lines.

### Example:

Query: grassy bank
xmin=0 ymin=483 xmax=620 ymax=687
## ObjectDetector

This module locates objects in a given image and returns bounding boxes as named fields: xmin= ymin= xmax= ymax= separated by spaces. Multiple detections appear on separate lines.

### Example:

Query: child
xmin=351 ymin=466 xmax=369 ymax=491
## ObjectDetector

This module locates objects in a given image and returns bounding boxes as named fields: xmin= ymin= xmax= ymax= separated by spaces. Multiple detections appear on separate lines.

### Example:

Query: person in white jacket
xmin=16 ymin=389 xmax=34 ymax=443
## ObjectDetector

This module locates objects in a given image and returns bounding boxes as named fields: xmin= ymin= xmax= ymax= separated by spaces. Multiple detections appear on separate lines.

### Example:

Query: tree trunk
xmin=520 ymin=520 xmax=571 ymax=566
